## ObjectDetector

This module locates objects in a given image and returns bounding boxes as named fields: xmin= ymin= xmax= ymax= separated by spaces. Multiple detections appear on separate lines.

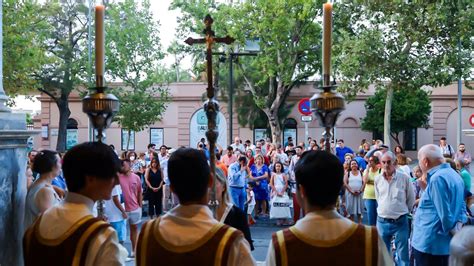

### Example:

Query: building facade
xmin=33 ymin=82 xmax=474 ymax=158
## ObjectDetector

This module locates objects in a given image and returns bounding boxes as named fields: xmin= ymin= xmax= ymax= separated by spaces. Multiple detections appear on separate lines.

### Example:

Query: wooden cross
xmin=185 ymin=15 xmax=235 ymax=98
xmin=184 ymin=15 xmax=234 ymax=217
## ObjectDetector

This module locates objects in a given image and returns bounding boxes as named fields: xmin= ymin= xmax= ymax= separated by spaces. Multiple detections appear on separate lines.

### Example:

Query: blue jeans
xmin=364 ymin=199 xmax=378 ymax=226
xmin=110 ymin=220 xmax=126 ymax=242
xmin=230 ymin=186 xmax=246 ymax=211
xmin=377 ymin=214 xmax=409 ymax=266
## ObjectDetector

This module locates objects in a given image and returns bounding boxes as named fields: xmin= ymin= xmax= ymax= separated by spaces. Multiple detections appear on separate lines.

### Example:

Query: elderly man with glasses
xmin=374 ymin=151 xmax=415 ymax=266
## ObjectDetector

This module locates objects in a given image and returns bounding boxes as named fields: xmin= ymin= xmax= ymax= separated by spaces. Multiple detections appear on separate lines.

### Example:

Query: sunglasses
xmin=381 ymin=160 xmax=392 ymax=164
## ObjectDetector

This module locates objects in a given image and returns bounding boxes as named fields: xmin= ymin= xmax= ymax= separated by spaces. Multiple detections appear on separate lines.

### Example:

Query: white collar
xmin=64 ymin=192 xmax=95 ymax=213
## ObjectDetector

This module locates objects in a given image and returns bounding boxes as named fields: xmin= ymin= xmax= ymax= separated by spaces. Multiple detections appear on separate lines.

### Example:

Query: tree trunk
xmin=390 ymin=132 xmax=401 ymax=147
xmin=56 ymin=97 xmax=71 ymax=152
xmin=264 ymin=108 xmax=282 ymax=145
xmin=383 ymin=86 xmax=394 ymax=149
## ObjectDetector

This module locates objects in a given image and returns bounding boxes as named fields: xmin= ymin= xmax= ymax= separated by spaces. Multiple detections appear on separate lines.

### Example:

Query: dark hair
xmin=160 ymin=145 xmax=168 ymax=150
xmin=168 ymin=148 xmax=210 ymax=203
xmin=294 ymin=151 xmax=343 ymax=208
xmin=62 ymin=142 xmax=121 ymax=193
xmin=369 ymin=155 xmax=379 ymax=165
xmin=459 ymin=143 xmax=465 ymax=146
xmin=349 ymin=159 xmax=359 ymax=168
xmin=227 ymin=146 xmax=233 ymax=151
xmin=394 ymin=145 xmax=404 ymax=154
xmin=338 ymin=139 xmax=344 ymax=143
xmin=296 ymin=146 xmax=303 ymax=150
xmin=273 ymin=161 xmax=284 ymax=173
xmin=147 ymin=143 xmax=156 ymax=149
xmin=238 ymin=156 xmax=247 ymax=163
xmin=216 ymin=152 xmax=222 ymax=161
xmin=32 ymin=150 xmax=58 ymax=174
xmin=150 ymin=157 xmax=161 ymax=169
xmin=109 ymin=144 xmax=115 ymax=150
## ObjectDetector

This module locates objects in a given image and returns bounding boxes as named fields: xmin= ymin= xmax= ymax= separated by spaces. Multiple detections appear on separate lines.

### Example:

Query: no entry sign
xmin=470 ymin=114 xmax=474 ymax=127
xmin=298 ymin=98 xmax=312 ymax=115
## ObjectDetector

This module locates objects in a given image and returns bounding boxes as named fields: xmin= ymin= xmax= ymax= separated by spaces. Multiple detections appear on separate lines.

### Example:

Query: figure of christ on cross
xmin=184 ymin=14 xmax=235 ymax=216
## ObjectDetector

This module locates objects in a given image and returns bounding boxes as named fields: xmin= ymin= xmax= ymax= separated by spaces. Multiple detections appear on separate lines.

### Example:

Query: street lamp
xmin=214 ymin=39 xmax=259 ymax=144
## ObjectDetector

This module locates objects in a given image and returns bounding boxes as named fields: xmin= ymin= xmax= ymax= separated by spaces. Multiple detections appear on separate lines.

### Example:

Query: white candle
xmin=95 ymin=5 xmax=105 ymax=83
xmin=322 ymin=2 xmax=332 ymax=78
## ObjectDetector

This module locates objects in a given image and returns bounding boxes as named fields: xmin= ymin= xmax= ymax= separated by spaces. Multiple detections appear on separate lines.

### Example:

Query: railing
xmin=26 ymin=124 xmax=34 ymax=130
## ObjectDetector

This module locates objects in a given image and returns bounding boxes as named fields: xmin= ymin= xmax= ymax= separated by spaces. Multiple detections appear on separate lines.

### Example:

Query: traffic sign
xmin=301 ymin=115 xmax=313 ymax=122
xmin=298 ymin=98 xmax=312 ymax=115
xmin=470 ymin=114 xmax=474 ymax=127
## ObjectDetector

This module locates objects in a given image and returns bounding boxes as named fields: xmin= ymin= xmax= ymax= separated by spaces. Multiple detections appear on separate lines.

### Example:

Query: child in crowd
xmin=246 ymin=183 xmax=256 ymax=225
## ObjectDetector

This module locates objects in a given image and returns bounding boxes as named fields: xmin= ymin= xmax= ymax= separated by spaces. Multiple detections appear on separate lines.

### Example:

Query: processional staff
xmin=184 ymin=15 xmax=235 ymax=217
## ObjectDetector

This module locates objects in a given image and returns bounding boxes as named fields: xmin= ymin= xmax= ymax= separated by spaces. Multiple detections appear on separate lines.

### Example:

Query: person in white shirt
xmin=104 ymin=185 xmax=127 ymax=245
xmin=231 ymin=137 xmax=246 ymax=154
xmin=23 ymin=142 xmax=127 ymax=266
xmin=136 ymin=148 xmax=255 ymax=266
xmin=375 ymin=151 xmax=415 ymax=266
xmin=265 ymin=150 xmax=392 ymax=266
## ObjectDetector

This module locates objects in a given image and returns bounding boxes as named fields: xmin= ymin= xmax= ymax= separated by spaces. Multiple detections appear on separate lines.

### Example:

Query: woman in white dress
xmin=343 ymin=159 xmax=365 ymax=223
xmin=269 ymin=162 xmax=292 ymax=225
xmin=24 ymin=150 xmax=62 ymax=229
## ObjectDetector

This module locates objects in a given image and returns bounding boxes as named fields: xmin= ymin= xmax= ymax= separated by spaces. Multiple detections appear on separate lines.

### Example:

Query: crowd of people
xmin=21 ymin=135 xmax=474 ymax=265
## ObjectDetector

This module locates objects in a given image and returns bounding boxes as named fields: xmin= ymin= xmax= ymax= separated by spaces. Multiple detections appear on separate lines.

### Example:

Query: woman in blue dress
xmin=250 ymin=154 xmax=270 ymax=216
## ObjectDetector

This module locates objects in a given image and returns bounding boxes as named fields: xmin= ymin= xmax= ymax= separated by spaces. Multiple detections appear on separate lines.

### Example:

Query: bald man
xmin=412 ymin=144 xmax=467 ymax=266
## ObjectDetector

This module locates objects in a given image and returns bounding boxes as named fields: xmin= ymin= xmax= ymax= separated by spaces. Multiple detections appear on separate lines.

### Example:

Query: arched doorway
xmin=189 ymin=108 xmax=227 ymax=148
xmin=66 ymin=118 xmax=78 ymax=150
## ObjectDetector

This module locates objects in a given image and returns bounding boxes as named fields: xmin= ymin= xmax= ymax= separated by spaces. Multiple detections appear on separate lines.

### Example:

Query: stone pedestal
xmin=0 ymin=112 xmax=37 ymax=266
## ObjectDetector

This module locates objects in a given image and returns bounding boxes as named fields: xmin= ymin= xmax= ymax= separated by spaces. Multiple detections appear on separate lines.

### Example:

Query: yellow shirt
xmin=363 ymin=168 xmax=379 ymax=200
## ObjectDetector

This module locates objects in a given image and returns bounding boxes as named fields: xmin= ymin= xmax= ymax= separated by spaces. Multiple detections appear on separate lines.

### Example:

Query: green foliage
xmin=106 ymin=0 xmax=170 ymax=135
xmin=361 ymin=88 xmax=431 ymax=142
xmin=333 ymin=1 xmax=473 ymax=98
xmin=112 ymin=86 xmax=170 ymax=133
xmin=3 ymin=0 xmax=49 ymax=96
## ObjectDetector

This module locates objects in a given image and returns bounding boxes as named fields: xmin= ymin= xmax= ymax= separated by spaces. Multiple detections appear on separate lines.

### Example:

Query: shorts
xmin=127 ymin=208 xmax=142 ymax=225
xmin=110 ymin=220 xmax=126 ymax=242
xmin=247 ymin=204 xmax=255 ymax=215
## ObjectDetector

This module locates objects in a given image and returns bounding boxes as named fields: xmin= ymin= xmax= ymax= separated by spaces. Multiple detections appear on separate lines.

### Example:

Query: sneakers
xmin=126 ymin=252 xmax=135 ymax=262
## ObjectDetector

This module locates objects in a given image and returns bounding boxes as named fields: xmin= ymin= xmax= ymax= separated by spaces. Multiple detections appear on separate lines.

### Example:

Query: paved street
xmin=123 ymin=217 xmax=281 ymax=265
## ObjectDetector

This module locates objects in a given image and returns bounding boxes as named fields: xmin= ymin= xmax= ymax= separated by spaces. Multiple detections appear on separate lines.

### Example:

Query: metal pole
xmin=457 ymin=40 xmax=462 ymax=146
xmin=87 ymin=0 xmax=93 ymax=141
xmin=229 ymin=54 xmax=234 ymax=145
xmin=304 ymin=121 xmax=308 ymax=146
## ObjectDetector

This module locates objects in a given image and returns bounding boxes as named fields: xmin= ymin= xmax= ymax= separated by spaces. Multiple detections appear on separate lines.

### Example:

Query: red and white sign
xmin=298 ymin=98 xmax=312 ymax=115
xmin=470 ymin=114 xmax=474 ymax=127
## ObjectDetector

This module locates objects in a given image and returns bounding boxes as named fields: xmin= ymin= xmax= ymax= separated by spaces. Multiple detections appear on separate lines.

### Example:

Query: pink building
xmin=33 ymin=82 xmax=474 ymax=158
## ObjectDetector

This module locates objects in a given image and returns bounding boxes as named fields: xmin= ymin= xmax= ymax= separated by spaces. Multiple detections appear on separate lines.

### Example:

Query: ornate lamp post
xmin=310 ymin=2 xmax=345 ymax=152
xmin=82 ymin=4 xmax=119 ymax=218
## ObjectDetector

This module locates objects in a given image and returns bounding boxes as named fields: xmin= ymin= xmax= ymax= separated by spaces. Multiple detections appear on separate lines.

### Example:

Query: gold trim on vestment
xmin=276 ymin=231 xmax=288 ymax=266
xmin=214 ymin=227 xmax=237 ymax=266
xmin=35 ymin=215 xmax=94 ymax=246
xmin=365 ymin=226 xmax=372 ymax=266
xmin=288 ymin=223 xmax=358 ymax=247
xmin=72 ymin=219 xmax=108 ymax=266
xmin=139 ymin=220 xmax=153 ymax=266
xmin=153 ymin=217 xmax=225 ymax=253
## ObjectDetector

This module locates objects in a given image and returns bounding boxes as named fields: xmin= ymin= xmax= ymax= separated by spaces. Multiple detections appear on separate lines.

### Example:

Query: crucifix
xmin=185 ymin=15 xmax=235 ymax=217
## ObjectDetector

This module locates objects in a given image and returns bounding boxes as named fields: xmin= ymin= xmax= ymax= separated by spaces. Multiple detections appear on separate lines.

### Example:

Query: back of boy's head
xmin=168 ymin=148 xmax=210 ymax=203
xmin=295 ymin=150 xmax=343 ymax=208
xmin=62 ymin=142 xmax=121 ymax=193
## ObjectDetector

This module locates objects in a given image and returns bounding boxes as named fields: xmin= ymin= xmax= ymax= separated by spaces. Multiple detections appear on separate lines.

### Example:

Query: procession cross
xmin=185 ymin=15 xmax=235 ymax=217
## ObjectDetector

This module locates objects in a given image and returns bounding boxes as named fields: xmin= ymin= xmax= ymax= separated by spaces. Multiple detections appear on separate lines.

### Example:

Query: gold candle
xmin=95 ymin=5 xmax=105 ymax=87
xmin=322 ymin=1 xmax=332 ymax=85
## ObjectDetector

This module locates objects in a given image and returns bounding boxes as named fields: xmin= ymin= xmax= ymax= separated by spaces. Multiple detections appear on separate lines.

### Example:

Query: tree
xmin=361 ymin=88 xmax=431 ymax=146
xmin=171 ymin=0 xmax=322 ymax=144
xmin=3 ymin=0 xmax=47 ymax=96
xmin=33 ymin=1 xmax=89 ymax=152
xmin=334 ymin=2 xmax=474 ymax=146
xmin=106 ymin=0 xmax=169 ymax=150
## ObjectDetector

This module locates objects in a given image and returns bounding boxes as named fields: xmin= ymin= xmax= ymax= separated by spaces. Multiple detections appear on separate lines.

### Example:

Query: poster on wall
xmin=66 ymin=129 xmax=78 ymax=150
xmin=121 ymin=129 xmax=135 ymax=150
xmin=150 ymin=128 xmax=164 ymax=147
xmin=189 ymin=108 xmax=227 ymax=149
xmin=254 ymin=128 xmax=269 ymax=144
xmin=283 ymin=128 xmax=297 ymax=147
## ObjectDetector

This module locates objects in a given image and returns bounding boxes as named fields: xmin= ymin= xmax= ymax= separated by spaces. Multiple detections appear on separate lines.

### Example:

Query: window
xmin=150 ymin=128 xmax=164 ymax=147
xmin=254 ymin=128 xmax=269 ymax=144
xmin=121 ymin=129 xmax=135 ymax=151
xmin=283 ymin=118 xmax=297 ymax=146
xmin=404 ymin=128 xmax=417 ymax=151
xmin=66 ymin=118 xmax=78 ymax=150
